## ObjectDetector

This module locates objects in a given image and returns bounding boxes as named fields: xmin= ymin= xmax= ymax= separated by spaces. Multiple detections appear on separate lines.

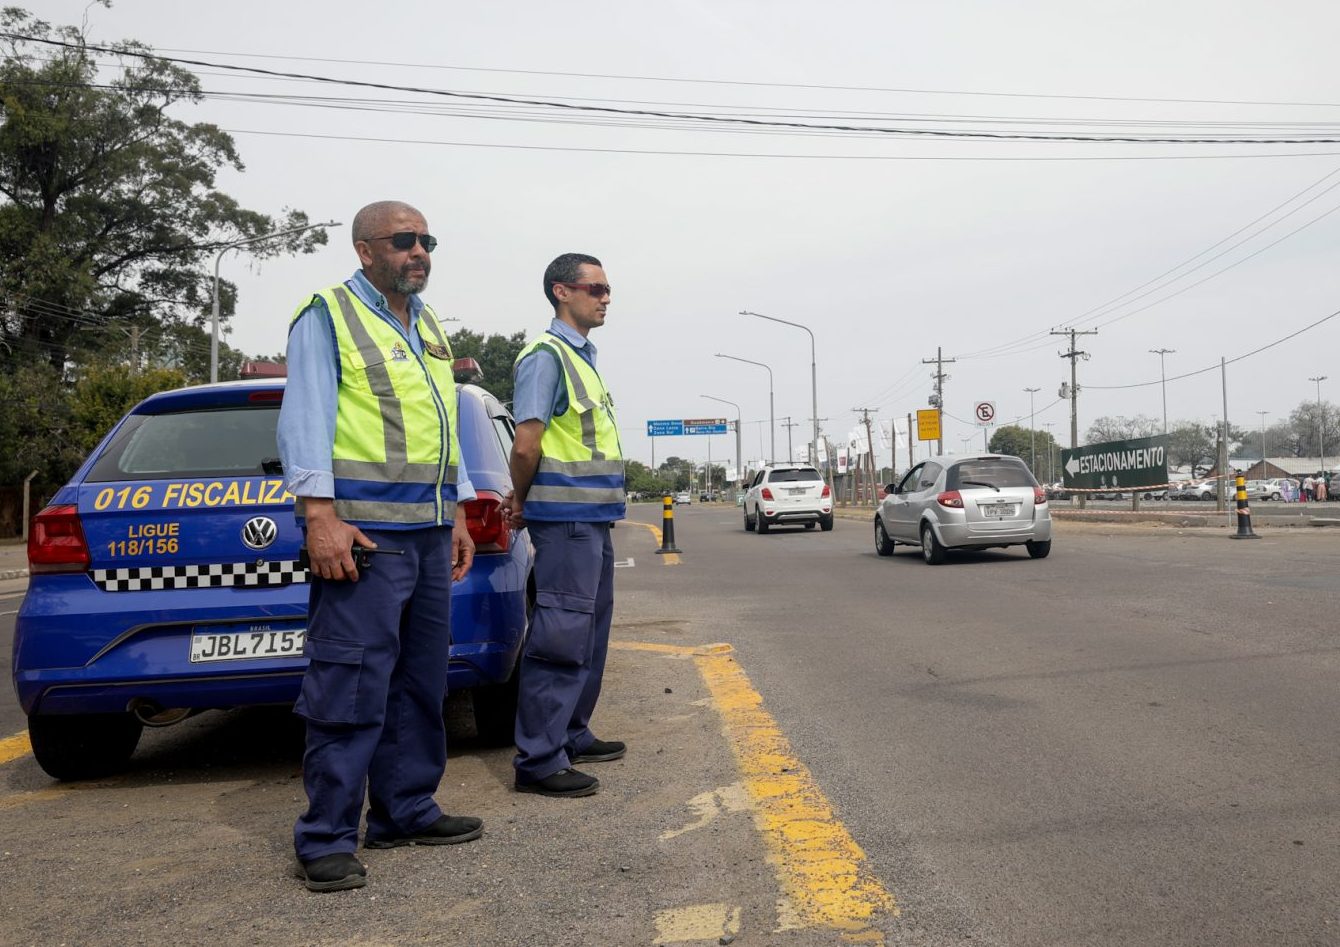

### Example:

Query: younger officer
xmin=507 ymin=253 xmax=626 ymax=797
xmin=278 ymin=201 xmax=481 ymax=892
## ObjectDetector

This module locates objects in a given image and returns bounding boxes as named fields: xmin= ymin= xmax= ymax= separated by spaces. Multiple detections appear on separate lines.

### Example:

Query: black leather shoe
xmin=571 ymin=738 xmax=626 ymax=763
xmin=364 ymin=815 xmax=484 ymax=849
xmin=297 ymin=853 xmax=366 ymax=892
xmin=515 ymin=767 xmax=600 ymax=798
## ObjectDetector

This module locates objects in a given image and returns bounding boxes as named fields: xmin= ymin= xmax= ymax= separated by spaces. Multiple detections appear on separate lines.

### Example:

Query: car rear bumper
xmin=759 ymin=505 xmax=832 ymax=523
xmin=13 ymin=555 xmax=529 ymax=717
xmin=937 ymin=515 xmax=1052 ymax=548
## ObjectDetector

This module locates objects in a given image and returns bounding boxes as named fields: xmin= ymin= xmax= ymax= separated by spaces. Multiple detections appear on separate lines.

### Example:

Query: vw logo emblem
xmin=241 ymin=516 xmax=278 ymax=551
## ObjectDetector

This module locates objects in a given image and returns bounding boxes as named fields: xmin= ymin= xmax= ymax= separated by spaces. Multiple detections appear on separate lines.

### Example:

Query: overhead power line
xmin=959 ymin=162 xmax=1340 ymax=361
xmin=149 ymin=45 xmax=1340 ymax=111
xmin=1087 ymin=306 xmax=1340 ymax=390
xmin=13 ymin=34 xmax=1340 ymax=145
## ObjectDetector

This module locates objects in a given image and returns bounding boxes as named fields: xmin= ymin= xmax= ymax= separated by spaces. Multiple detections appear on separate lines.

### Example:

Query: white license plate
xmin=981 ymin=503 xmax=1018 ymax=518
xmin=786 ymin=487 xmax=808 ymax=495
xmin=190 ymin=629 xmax=305 ymax=663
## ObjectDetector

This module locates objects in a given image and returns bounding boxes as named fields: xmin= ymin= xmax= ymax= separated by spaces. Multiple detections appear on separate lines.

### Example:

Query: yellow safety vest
xmin=292 ymin=283 xmax=461 ymax=528
xmin=516 ymin=331 xmax=625 ymax=522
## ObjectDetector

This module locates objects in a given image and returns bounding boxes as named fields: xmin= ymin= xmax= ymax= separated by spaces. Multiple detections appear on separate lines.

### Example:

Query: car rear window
xmin=86 ymin=407 xmax=282 ymax=482
xmin=947 ymin=459 xmax=1036 ymax=490
xmin=767 ymin=468 xmax=821 ymax=483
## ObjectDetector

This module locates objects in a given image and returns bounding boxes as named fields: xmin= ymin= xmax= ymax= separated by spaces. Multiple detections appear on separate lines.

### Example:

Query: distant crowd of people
xmin=1271 ymin=472 xmax=1332 ymax=502
xmin=1300 ymin=472 xmax=1331 ymax=502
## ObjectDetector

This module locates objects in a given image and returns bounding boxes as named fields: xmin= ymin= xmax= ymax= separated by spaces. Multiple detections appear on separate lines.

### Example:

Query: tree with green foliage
xmin=0 ymin=361 xmax=184 ymax=501
xmin=1166 ymin=422 xmax=1218 ymax=476
xmin=0 ymin=6 xmax=325 ymax=373
xmin=987 ymin=424 xmax=1060 ymax=479
xmin=623 ymin=460 xmax=670 ymax=497
xmin=447 ymin=328 xmax=527 ymax=405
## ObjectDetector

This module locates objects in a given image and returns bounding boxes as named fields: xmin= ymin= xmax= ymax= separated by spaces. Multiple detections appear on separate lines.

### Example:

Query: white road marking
xmin=614 ymin=557 xmax=635 ymax=568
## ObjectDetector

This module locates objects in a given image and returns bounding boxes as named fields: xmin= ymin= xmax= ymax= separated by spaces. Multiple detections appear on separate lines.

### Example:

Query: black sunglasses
xmin=367 ymin=232 xmax=438 ymax=253
xmin=556 ymin=281 xmax=612 ymax=298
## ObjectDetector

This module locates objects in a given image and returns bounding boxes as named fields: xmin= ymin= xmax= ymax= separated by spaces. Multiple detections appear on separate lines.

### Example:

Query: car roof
xmin=131 ymin=378 xmax=492 ymax=414
xmin=939 ymin=454 xmax=1024 ymax=465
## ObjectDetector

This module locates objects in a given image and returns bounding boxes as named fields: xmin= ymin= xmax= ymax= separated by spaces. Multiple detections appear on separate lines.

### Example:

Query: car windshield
xmin=86 ymin=407 xmax=282 ymax=482
xmin=946 ymin=460 xmax=1035 ymax=490
xmin=768 ymin=468 xmax=821 ymax=483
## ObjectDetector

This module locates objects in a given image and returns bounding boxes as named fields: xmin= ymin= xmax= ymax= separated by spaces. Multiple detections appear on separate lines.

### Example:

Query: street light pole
xmin=1150 ymin=348 xmax=1175 ymax=436
xmin=1024 ymin=386 xmax=1041 ymax=474
xmin=1256 ymin=410 xmax=1269 ymax=471
xmin=1309 ymin=375 xmax=1328 ymax=474
xmin=740 ymin=310 xmax=817 ymax=472
xmin=211 ymin=220 xmax=341 ymax=383
xmin=701 ymin=394 xmax=742 ymax=493
xmin=715 ymin=353 xmax=774 ymax=463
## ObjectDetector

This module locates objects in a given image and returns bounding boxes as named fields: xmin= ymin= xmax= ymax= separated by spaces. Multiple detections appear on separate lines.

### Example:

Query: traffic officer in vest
xmin=278 ymin=201 xmax=482 ymax=892
xmin=507 ymin=252 xmax=626 ymax=798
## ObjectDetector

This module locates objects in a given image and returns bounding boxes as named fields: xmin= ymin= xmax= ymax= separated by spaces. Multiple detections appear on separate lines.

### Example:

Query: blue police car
xmin=12 ymin=374 xmax=533 ymax=780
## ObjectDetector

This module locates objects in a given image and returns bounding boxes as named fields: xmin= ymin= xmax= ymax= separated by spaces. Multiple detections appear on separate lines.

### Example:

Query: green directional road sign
xmin=1061 ymin=435 xmax=1169 ymax=491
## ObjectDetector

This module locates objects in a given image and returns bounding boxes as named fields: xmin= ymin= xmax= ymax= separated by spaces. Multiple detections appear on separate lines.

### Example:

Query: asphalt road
xmin=2 ymin=513 xmax=1337 ymax=945
xmin=616 ymin=505 xmax=1339 ymax=946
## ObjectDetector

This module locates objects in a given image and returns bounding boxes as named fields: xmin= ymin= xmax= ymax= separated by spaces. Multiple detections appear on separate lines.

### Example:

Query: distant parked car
xmin=674 ymin=491 xmax=692 ymax=504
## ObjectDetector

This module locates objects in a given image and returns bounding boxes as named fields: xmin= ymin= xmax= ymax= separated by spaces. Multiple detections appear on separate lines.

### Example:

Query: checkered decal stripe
xmin=92 ymin=560 xmax=310 ymax=592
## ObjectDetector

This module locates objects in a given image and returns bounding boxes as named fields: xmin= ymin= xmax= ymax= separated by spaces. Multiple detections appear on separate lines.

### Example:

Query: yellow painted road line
xmin=623 ymin=521 xmax=680 ymax=565
xmin=612 ymin=640 xmax=896 ymax=942
xmin=0 ymin=729 xmax=32 ymax=766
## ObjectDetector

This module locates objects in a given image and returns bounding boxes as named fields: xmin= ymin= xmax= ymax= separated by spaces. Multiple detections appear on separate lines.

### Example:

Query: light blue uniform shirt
xmin=277 ymin=269 xmax=473 ymax=504
xmin=511 ymin=318 xmax=598 ymax=426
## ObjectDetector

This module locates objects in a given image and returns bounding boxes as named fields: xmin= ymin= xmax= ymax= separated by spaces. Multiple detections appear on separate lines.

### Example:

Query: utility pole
xmin=853 ymin=408 xmax=879 ymax=506
xmin=1053 ymin=328 xmax=1097 ymax=509
xmin=1052 ymin=328 xmax=1097 ymax=450
xmin=129 ymin=325 xmax=140 ymax=375
xmin=921 ymin=346 xmax=956 ymax=457
xmin=1150 ymin=348 xmax=1175 ymax=435
xmin=781 ymin=416 xmax=797 ymax=463
xmin=886 ymin=418 xmax=897 ymax=480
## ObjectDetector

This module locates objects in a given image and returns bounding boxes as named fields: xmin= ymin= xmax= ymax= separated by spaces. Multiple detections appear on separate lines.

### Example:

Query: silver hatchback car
xmin=874 ymin=454 xmax=1052 ymax=564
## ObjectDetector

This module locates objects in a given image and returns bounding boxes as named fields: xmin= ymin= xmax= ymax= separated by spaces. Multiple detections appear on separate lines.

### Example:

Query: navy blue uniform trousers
xmin=293 ymin=526 xmax=453 ymax=861
xmin=513 ymin=520 xmax=615 ymax=783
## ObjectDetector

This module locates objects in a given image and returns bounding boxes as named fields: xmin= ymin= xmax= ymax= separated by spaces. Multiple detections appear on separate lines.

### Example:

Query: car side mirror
xmin=885 ymin=484 xmax=898 ymax=495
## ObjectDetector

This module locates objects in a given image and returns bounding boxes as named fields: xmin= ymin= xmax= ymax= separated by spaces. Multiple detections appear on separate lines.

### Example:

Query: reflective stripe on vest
xmin=293 ymin=284 xmax=460 ymax=528
xmin=517 ymin=332 xmax=625 ymax=522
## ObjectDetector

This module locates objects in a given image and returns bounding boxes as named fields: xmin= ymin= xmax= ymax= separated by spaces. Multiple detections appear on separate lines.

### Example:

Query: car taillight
xmin=761 ymin=487 xmax=774 ymax=501
xmin=936 ymin=490 xmax=964 ymax=509
xmin=821 ymin=484 xmax=831 ymax=498
xmin=1033 ymin=486 xmax=1046 ymax=504
xmin=461 ymin=490 xmax=510 ymax=553
xmin=28 ymin=504 xmax=91 ymax=573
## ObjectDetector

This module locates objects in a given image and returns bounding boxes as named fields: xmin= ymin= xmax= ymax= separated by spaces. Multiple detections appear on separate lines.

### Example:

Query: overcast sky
xmin=40 ymin=0 xmax=1340 ymax=472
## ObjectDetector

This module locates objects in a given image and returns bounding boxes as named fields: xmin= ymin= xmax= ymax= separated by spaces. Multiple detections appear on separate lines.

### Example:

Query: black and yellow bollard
xmin=656 ymin=494 xmax=682 ymax=554
xmin=1231 ymin=473 xmax=1260 ymax=540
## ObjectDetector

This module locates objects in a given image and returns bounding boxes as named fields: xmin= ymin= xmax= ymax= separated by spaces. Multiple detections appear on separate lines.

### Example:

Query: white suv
xmin=743 ymin=463 xmax=834 ymax=533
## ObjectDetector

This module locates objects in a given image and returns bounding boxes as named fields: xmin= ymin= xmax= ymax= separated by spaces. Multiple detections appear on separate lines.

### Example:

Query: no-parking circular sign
xmin=974 ymin=401 xmax=996 ymax=426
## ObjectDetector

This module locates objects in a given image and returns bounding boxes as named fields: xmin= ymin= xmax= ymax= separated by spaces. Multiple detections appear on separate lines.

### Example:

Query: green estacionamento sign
xmin=1060 ymin=435 xmax=1169 ymax=490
